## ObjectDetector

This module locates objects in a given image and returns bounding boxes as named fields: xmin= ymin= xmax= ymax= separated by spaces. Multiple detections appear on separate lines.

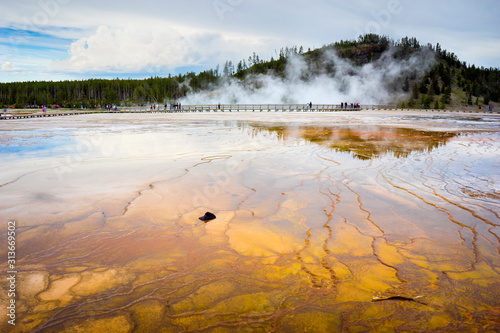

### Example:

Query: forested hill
xmin=1 ymin=34 xmax=498 ymax=109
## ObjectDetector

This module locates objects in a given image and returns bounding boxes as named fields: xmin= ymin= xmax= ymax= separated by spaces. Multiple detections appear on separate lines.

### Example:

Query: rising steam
xmin=180 ymin=47 xmax=436 ymax=105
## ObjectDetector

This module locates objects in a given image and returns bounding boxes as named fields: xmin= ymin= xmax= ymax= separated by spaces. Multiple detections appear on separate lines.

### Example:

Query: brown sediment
xmin=381 ymin=173 xmax=481 ymax=273
xmin=317 ymin=154 xmax=341 ymax=165
xmin=0 ymin=170 xmax=41 ymax=188
xmin=318 ymin=177 xmax=340 ymax=282
xmin=342 ymin=179 xmax=385 ymax=237
xmin=432 ymin=186 xmax=500 ymax=227
xmin=193 ymin=154 xmax=232 ymax=167
xmin=295 ymin=228 xmax=322 ymax=288
xmin=461 ymin=187 xmax=500 ymax=200
xmin=340 ymin=175 xmax=408 ymax=283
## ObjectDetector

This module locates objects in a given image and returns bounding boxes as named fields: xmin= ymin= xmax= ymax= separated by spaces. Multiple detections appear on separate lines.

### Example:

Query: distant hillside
xmin=229 ymin=34 xmax=498 ymax=109
xmin=0 ymin=34 xmax=498 ymax=109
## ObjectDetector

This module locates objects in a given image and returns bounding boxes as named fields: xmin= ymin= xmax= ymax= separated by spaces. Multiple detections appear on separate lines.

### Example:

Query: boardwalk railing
xmin=120 ymin=104 xmax=398 ymax=112
xmin=7 ymin=104 xmax=494 ymax=120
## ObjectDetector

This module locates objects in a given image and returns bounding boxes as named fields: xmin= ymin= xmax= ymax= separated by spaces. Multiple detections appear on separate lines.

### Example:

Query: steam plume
xmin=181 ymin=47 xmax=436 ymax=105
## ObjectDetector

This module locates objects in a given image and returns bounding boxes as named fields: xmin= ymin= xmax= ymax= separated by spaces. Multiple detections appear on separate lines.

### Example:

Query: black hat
xmin=199 ymin=212 xmax=216 ymax=221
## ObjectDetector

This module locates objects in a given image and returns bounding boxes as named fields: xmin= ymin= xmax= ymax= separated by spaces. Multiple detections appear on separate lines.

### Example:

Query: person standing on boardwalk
xmin=309 ymin=102 xmax=312 ymax=109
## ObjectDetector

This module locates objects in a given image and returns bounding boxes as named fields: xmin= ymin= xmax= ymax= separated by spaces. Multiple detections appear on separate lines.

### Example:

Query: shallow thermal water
xmin=0 ymin=111 xmax=499 ymax=332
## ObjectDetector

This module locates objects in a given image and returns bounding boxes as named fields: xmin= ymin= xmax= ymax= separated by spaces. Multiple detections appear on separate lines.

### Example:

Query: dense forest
xmin=0 ymin=34 xmax=498 ymax=109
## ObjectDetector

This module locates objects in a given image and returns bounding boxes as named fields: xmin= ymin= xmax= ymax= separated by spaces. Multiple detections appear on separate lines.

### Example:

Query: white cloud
xmin=52 ymin=24 xmax=276 ymax=74
xmin=1 ymin=62 xmax=21 ymax=72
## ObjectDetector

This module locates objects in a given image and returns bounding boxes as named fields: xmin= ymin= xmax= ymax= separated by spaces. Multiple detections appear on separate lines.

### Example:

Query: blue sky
xmin=0 ymin=0 xmax=499 ymax=83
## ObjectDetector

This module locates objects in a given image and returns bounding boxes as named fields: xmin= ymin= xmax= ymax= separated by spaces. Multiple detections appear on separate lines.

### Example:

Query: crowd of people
xmin=305 ymin=102 xmax=361 ymax=109
xmin=149 ymin=103 xmax=182 ymax=110
xmin=104 ymin=104 xmax=117 ymax=111
xmin=170 ymin=102 xmax=182 ymax=110
xmin=340 ymin=102 xmax=360 ymax=109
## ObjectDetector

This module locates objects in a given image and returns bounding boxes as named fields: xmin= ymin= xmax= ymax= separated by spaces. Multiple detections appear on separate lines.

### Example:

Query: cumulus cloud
xmin=52 ymin=24 xmax=272 ymax=74
xmin=1 ymin=62 xmax=22 ymax=72
xmin=181 ymin=47 xmax=436 ymax=105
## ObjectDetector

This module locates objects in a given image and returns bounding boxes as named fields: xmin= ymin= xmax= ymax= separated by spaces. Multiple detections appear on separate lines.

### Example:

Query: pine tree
xmin=431 ymin=77 xmax=441 ymax=95
xmin=402 ymin=77 xmax=410 ymax=92
xmin=483 ymin=94 xmax=490 ymax=105
xmin=419 ymin=80 xmax=428 ymax=94
xmin=412 ymin=83 xmax=419 ymax=100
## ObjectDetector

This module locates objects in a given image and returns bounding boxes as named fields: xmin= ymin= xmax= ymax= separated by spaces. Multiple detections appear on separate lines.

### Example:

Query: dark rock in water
xmin=199 ymin=212 xmax=216 ymax=222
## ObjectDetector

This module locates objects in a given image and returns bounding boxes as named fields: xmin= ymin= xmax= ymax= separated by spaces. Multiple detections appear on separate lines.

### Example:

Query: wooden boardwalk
xmin=1 ymin=104 xmax=495 ymax=120
xmin=124 ymin=104 xmax=398 ymax=112
xmin=0 ymin=104 xmax=369 ymax=120
xmin=151 ymin=104 xmax=367 ymax=112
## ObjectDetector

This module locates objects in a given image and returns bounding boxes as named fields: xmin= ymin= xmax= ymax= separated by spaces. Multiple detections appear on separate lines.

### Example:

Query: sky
xmin=0 ymin=0 xmax=499 ymax=83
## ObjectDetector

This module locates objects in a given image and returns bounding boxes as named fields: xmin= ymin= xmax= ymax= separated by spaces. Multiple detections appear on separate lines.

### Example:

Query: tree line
xmin=0 ymin=71 xmax=219 ymax=108
xmin=405 ymin=42 xmax=499 ymax=109
xmin=1 ymin=34 xmax=498 ymax=108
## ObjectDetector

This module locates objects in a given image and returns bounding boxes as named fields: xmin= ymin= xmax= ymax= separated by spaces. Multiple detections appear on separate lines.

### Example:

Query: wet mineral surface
xmin=0 ymin=111 xmax=499 ymax=332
